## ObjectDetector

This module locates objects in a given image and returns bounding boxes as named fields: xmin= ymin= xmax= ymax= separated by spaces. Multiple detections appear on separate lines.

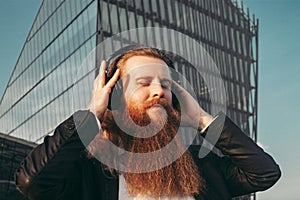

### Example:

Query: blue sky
xmin=0 ymin=1 xmax=299 ymax=199
xmin=0 ymin=0 xmax=41 ymax=98
xmin=243 ymin=0 xmax=300 ymax=199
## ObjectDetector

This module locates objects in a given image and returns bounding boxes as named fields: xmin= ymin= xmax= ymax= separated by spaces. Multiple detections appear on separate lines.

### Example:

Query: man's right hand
xmin=88 ymin=60 xmax=120 ymax=120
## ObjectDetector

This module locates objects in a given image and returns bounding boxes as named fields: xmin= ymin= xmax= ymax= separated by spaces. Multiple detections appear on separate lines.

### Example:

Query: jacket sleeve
xmin=202 ymin=112 xmax=281 ymax=197
xmin=14 ymin=110 xmax=99 ymax=199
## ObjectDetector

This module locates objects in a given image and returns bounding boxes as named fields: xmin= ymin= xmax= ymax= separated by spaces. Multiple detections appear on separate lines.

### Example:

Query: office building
xmin=0 ymin=0 xmax=258 ymax=199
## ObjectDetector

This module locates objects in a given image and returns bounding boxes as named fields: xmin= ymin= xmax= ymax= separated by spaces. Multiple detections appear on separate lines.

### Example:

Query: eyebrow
xmin=135 ymin=76 xmax=172 ymax=81
xmin=135 ymin=76 xmax=153 ymax=80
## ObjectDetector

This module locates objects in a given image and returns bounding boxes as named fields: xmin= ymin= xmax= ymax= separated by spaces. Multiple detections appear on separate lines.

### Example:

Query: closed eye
xmin=161 ymin=79 xmax=172 ymax=89
xmin=136 ymin=79 xmax=151 ymax=86
xmin=136 ymin=78 xmax=172 ymax=89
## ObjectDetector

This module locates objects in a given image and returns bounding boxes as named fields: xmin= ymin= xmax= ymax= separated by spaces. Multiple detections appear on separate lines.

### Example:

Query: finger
xmin=106 ymin=68 xmax=120 ymax=88
xmin=172 ymin=80 xmax=185 ymax=92
xmin=99 ymin=60 xmax=106 ymax=86
xmin=98 ymin=60 xmax=105 ymax=75
xmin=95 ymin=60 xmax=106 ymax=80
xmin=93 ymin=60 xmax=106 ymax=88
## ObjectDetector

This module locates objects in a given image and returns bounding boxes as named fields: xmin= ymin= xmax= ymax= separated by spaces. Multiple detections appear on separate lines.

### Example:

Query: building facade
xmin=0 ymin=0 xmax=258 ymax=199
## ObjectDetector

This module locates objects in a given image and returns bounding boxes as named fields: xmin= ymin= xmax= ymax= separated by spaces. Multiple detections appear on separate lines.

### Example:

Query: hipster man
xmin=15 ymin=47 xmax=281 ymax=200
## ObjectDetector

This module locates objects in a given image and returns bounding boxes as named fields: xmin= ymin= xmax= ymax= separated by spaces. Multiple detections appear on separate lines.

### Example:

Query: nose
xmin=150 ymin=82 xmax=164 ymax=99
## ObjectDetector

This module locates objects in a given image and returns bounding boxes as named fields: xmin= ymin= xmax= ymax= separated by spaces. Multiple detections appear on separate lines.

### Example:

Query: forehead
xmin=123 ymin=55 xmax=171 ymax=79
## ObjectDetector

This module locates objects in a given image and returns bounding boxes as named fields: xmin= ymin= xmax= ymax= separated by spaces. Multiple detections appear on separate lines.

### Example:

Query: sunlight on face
xmin=121 ymin=56 xmax=173 ymax=119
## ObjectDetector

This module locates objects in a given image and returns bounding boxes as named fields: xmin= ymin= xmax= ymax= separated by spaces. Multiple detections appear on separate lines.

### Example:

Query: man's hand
xmin=172 ymin=81 xmax=213 ymax=131
xmin=88 ymin=60 xmax=120 ymax=119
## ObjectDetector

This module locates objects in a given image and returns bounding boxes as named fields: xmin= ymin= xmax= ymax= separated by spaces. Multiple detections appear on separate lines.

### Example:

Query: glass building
xmin=0 ymin=0 xmax=258 ymax=199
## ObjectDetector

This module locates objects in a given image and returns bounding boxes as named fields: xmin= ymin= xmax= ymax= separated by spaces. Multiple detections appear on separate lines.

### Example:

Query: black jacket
xmin=15 ymin=111 xmax=281 ymax=200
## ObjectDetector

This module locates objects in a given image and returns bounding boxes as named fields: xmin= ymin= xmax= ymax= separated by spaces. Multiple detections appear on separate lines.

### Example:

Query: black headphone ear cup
xmin=172 ymin=92 xmax=180 ymax=110
xmin=108 ymin=80 xmax=123 ymax=110
xmin=105 ymin=57 xmax=122 ymax=110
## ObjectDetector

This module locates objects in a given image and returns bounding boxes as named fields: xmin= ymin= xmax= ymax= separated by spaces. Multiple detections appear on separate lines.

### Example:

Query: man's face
xmin=121 ymin=56 xmax=173 ymax=121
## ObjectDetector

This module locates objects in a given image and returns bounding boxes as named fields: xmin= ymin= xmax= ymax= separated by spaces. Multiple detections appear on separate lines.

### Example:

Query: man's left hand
xmin=172 ymin=81 xmax=213 ymax=131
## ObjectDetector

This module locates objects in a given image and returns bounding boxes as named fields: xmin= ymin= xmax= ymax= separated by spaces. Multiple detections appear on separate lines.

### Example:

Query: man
xmin=15 ymin=47 xmax=281 ymax=200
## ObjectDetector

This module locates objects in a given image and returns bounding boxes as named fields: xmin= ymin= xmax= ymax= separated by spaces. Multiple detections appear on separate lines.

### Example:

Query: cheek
xmin=124 ymin=89 xmax=148 ymax=105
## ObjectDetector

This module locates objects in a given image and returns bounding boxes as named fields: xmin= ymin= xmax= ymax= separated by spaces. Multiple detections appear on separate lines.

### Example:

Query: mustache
xmin=142 ymin=98 xmax=171 ymax=110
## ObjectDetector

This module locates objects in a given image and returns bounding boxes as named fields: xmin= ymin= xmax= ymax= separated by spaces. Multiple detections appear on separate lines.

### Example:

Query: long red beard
xmin=100 ymin=98 xmax=205 ymax=197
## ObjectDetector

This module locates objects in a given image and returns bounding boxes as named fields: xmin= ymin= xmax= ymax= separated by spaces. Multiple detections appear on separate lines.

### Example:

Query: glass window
xmin=118 ymin=7 xmax=127 ymax=31
xmin=0 ymin=114 xmax=5 ymax=132
xmin=239 ymin=59 xmax=245 ymax=83
xmin=137 ymin=15 xmax=144 ymax=28
xmin=236 ymin=31 xmax=241 ymax=55
xmin=225 ymin=25 xmax=230 ymax=49
xmin=219 ymin=22 xmax=224 ymax=47
xmin=75 ymin=0 xmax=82 ymax=17
xmin=151 ymin=0 xmax=158 ymax=16
xmin=200 ymin=13 xmax=207 ymax=40
xmin=57 ymin=7 xmax=63 ymax=34
xmin=81 ymin=9 xmax=89 ymax=39
xmin=188 ymin=6 xmax=194 ymax=33
xmin=231 ymin=28 xmax=236 ymax=52
xmin=53 ymin=12 xmax=58 ymax=38
xmin=88 ymin=0 xmax=97 ymax=34
xmin=30 ymin=113 xmax=37 ymax=140
xmin=74 ymin=50 xmax=81 ymax=74
xmin=67 ymin=26 xmax=73 ymax=54
xmin=34 ymin=112 xmax=42 ymax=140
xmin=34 ymin=83 xmax=41 ymax=112
xmin=40 ymin=27 xmax=45 ymax=53
xmin=54 ymin=39 xmax=60 ymax=67
xmin=77 ymin=16 xmax=84 ymax=45
xmin=209 ymin=0 xmax=215 ymax=14
xmin=70 ymin=0 xmax=77 ymax=19
xmin=143 ymin=0 xmax=150 ymax=13
xmin=56 ymin=66 xmax=63 ymax=96
xmin=65 ymin=0 xmax=72 ymax=23
xmin=215 ymin=0 xmax=220 ymax=16
xmin=44 ymin=1 xmax=49 ymax=23
xmin=45 ymin=21 xmax=50 ymax=48
xmin=39 ymin=78 xmax=47 ymax=107
xmin=228 ymin=5 xmax=233 ymax=23
xmin=43 ymin=104 xmax=50 ymax=134
xmin=48 ymin=0 xmax=55 ymax=17
xmin=241 ymin=87 xmax=246 ymax=111
xmin=135 ymin=0 xmax=142 ymax=10
xmin=58 ymin=35 xmax=64 ymax=63
xmin=61 ymin=32 xmax=67 ymax=60
xmin=181 ymin=2 xmax=188 ymax=29
xmin=164 ymin=0 xmax=171 ymax=23
xmin=48 ymin=17 xmax=54 ymax=44
xmin=40 ymin=2 xmax=46 ymax=25
xmin=109 ymin=4 xmax=119 ymax=34
xmin=174 ymin=1 xmax=180 ymax=27
xmin=72 ymin=22 xmax=80 ymax=50
xmin=70 ymin=51 xmax=77 ymax=77
xmin=100 ymin=1 xmax=109 ymax=33
xmin=77 ymin=0 xmax=84 ymax=11
xmin=60 ymin=2 xmax=67 ymax=30
xmin=128 ymin=11 xmax=136 ymax=30
xmin=158 ymin=0 xmax=165 ymax=21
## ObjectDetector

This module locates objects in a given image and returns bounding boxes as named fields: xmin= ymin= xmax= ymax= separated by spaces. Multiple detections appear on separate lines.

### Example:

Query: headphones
xmin=97 ymin=45 xmax=180 ymax=110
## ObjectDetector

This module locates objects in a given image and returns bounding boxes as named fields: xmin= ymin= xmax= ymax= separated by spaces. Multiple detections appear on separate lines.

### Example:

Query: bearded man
xmin=15 ymin=47 xmax=281 ymax=200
